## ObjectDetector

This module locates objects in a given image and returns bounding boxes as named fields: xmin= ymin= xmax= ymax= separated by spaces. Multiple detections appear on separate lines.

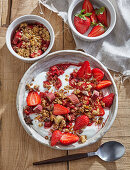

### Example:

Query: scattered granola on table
xmin=23 ymin=61 xmax=115 ymax=146
xmin=11 ymin=22 xmax=50 ymax=58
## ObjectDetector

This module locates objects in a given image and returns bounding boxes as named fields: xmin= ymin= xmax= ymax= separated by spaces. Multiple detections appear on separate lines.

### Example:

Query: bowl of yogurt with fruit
xmin=16 ymin=50 xmax=118 ymax=150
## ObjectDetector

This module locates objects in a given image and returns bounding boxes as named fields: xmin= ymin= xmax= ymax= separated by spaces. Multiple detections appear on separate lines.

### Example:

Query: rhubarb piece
xmin=67 ymin=94 xmax=79 ymax=105
xmin=92 ymin=90 xmax=99 ymax=101
xmin=33 ymin=104 xmax=42 ymax=113
xmin=46 ymin=92 xmax=55 ymax=102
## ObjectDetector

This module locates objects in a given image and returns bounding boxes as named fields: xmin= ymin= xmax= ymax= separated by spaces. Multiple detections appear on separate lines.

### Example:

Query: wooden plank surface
xmin=0 ymin=0 xmax=130 ymax=170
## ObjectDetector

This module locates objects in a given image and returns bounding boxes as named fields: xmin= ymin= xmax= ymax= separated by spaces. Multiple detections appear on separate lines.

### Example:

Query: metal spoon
xmin=33 ymin=141 xmax=125 ymax=165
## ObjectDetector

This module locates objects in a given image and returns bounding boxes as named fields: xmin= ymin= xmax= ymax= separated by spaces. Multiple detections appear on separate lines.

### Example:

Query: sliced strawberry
xmin=82 ymin=0 xmax=94 ymax=13
xmin=90 ymin=10 xmax=98 ymax=25
xmin=96 ymin=80 xmax=112 ymax=90
xmin=102 ymin=93 xmax=115 ymax=108
xmin=74 ymin=15 xmax=91 ymax=34
xmin=96 ymin=7 xmax=108 ymax=27
xmin=92 ymin=68 xmax=104 ymax=81
xmin=67 ymin=94 xmax=79 ymax=105
xmin=53 ymin=104 xmax=70 ymax=115
xmin=26 ymin=91 xmax=41 ymax=106
xmin=51 ymin=130 xmax=62 ymax=146
xmin=30 ymin=50 xmax=43 ymax=58
xmin=94 ymin=102 xmax=105 ymax=116
xmin=60 ymin=133 xmax=79 ymax=145
xmin=88 ymin=24 xmax=105 ymax=37
xmin=12 ymin=31 xmax=22 ymax=44
xmin=73 ymin=115 xmax=89 ymax=131
xmin=77 ymin=61 xmax=92 ymax=79
xmin=17 ymin=41 xmax=23 ymax=48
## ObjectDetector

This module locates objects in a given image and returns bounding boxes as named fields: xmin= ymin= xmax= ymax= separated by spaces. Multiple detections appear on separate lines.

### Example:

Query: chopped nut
xmin=38 ymin=123 xmax=43 ymax=127
xmin=45 ymin=136 xmax=49 ymax=140
xmin=54 ymin=115 xmax=64 ymax=125
xmin=80 ymin=135 xmax=87 ymax=143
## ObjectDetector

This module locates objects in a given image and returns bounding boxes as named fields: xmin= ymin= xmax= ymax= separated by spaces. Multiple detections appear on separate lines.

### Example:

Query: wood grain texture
xmin=0 ymin=0 xmax=130 ymax=170
xmin=0 ymin=0 xmax=11 ymax=26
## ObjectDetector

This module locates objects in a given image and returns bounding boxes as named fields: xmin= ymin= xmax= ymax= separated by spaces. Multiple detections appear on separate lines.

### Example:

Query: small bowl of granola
xmin=6 ymin=15 xmax=55 ymax=62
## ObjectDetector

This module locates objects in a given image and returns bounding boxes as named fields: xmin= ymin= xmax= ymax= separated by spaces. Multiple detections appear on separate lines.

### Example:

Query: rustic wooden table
xmin=0 ymin=1 xmax=130 ymax=170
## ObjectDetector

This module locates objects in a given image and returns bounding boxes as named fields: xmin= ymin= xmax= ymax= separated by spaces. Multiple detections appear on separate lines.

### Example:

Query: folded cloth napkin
xmin=39 ymin=0 xmax=130 ymax=77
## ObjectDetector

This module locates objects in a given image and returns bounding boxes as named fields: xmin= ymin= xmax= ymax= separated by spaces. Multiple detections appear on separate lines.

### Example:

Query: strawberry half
xmin=12 ymin=31 xmax=22 ymax=45
xmin=88 ymin=23 xmax=105 ymax=37
xmin=77 ymin=61 xmax=92 ymax=79
xmin=96 ymin=7 xmax=108 ymax=27
xmin=90 ymin=10 xmax=98 ymax=25
xmin=26 ymin=91 xmax=41 ymax=106
xmin=60 ymin=133 xmax=79 ymax=145
xmin=51 ymin=130 xmax=62 ymax=146
xmin=96 ymin=80 xmax=112 ymax=90
xmin=74 ymin=10 xmax=91 ymax=34
xmin=53 ymin=104 xmax=70 ymax=115
xmin=92 ymin=68 xmax=104 ymax=81
xmin=73 ymin=115 xmax=89 ymax=131
xmin=82 ymin=0 xmax=94 ymax=13
xmin=102 ymin=93 xmax=115 ymax=108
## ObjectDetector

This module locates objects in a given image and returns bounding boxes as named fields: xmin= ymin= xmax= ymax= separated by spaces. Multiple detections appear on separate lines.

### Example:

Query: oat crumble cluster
xmin=24 ymin=61 xmax=114 ymax=146
xmin=11 ymin=22 xmax=50 ymax=58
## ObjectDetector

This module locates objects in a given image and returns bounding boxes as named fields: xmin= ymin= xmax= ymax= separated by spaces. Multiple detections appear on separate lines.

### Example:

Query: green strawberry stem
xmin=95 ymin=7 xmax=105 ymax=15
xmin=75 ymin=9 xmax=92 ymax=20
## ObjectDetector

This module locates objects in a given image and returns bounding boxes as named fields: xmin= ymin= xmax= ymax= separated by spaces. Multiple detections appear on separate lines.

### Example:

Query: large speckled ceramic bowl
xmin=16 ymin=50 xmax=118 ymax=150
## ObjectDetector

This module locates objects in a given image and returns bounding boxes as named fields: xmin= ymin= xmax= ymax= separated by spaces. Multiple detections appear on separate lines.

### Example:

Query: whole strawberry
xmin=96 ymin=7 xmax=108 ymax=27
xmin=74 ymin=10 xmax=91 ymax=34
xmin=73 ymin=115 xmax=89 ymax=131
xmin=102 ymin=93 xmax=115 ymax=108
xmin=82 ymin=0 xmax=94 ymax=13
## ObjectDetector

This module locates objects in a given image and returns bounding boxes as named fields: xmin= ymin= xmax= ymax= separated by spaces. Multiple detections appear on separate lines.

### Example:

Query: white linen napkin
xmin=39 ymin=0 xmax=130 ymax=77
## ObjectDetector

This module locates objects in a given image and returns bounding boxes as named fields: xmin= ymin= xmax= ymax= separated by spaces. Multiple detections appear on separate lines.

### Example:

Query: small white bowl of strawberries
xmin=68 ymin=0 xmax=116 ymax=41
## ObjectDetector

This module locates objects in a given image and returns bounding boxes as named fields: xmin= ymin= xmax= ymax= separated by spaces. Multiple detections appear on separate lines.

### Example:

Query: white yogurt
xmin=24 ymin=66 xmax=110 ymax=139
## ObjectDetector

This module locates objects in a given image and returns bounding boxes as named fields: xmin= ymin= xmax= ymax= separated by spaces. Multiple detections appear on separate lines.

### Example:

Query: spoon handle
xmin=33 ymin=152 xmax=95 ymax=165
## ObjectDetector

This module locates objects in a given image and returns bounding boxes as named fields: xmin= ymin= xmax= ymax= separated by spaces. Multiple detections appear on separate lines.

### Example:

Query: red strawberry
xmin=53 ymin=104 xmax=70 ymax=115
xmin=96 ymin=80 xmax=112 ymax=90
xmin=51 ymin=130 xmax=62 ymax=146
xmin=44 ymin=121 xmax=53 ymax=128
xmin=73 ymin=115 xmax=89 ymax=131
xmin=77 ymin=61 xmax=92 ymax=79
xmin=12 ymin=31 xmax=22 ymax=44
xmin=26 ymin=91 xmax=41 ymax=106
xmin=96 ymin=7 xmax=108 ymax=27
xmin=102 ymin=93 xmax=115 ymax=108
xmin=60 ymin=133 xmax=79 ymax=145
xmin=82 ymin=0 xmax=93 ymax=13
xmin=74 ymin=15 xmax=91 ymax=34
xmin=97 ymin=103 xmax=105 ymax=116
xmin=90 ymin=10 xmax=98 ymax=25
xmin=30 ymin=50 xmax=42 ymax=58
xmin=92 ymin=68 xmax=104 ymax=81
xmin=88 ymin=24 xmax=105 ymax=37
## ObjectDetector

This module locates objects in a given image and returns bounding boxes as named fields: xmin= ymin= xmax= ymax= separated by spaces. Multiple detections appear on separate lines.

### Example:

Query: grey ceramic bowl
xmin=68 ymin=0 xmax=116 ymax=41
xmin=16 ymin=50 xmax=118 ymax=150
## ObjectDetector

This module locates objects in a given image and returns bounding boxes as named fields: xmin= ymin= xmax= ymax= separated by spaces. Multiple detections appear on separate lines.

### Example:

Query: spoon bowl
xmin=96 ymin=141 xmax=125 ymax=162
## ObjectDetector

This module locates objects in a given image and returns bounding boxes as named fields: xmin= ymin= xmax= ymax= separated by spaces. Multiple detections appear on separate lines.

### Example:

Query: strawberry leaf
xmin=95 ymin=7 xmax=105 ymax=15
